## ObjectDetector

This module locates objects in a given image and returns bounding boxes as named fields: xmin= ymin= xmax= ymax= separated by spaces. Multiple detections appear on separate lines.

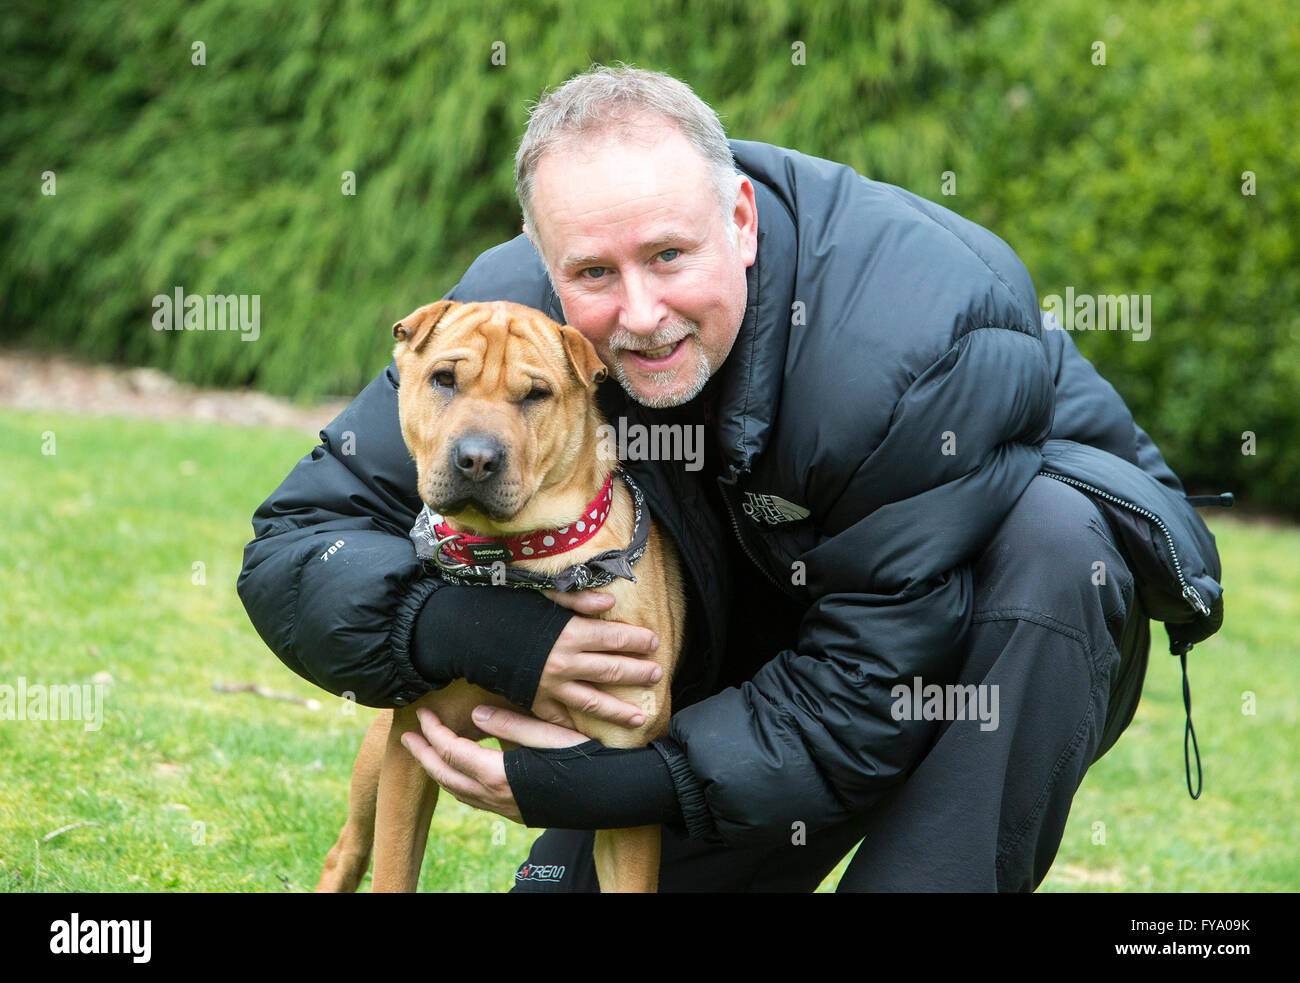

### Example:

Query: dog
xmin=315 ymin=299 xmax=686 ymax=893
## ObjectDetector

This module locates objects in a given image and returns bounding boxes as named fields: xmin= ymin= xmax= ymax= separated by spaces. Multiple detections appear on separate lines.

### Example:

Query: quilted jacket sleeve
xmin=658 ymin=325 xmax=1056 ymax=845
xmin=236 ymin=365 xmax=444 ymax=707
xmin=1040 ymin=317 xmax=1187 ymax=495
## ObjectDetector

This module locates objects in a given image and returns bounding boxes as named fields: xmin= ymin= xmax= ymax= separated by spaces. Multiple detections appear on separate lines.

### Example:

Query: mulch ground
xmin=0 ymin=349 xmax=349 ymax=437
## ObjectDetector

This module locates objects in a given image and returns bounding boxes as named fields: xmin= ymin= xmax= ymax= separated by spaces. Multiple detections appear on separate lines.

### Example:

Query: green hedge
xmin=1 ymin=0 xmax=1295 ymax=509
xmin=941 ymin=0 xmax=1299 ymax=511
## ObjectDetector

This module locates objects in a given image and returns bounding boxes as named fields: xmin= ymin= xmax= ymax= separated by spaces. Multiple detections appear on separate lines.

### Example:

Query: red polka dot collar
xmin=431 ymin=472 xmax=615 ymax=566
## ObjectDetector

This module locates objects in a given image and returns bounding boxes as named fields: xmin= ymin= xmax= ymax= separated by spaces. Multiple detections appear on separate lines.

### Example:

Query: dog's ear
xmin=392 ymin=300 xmax=456 ymax=353
xmin=559 ymin=324 xmax=608 ymax=388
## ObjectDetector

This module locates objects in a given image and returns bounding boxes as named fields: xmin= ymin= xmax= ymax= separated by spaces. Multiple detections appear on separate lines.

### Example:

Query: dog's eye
xmin=524 ymin=385 xmax=552 ymax=403
xmin=431 ymin=370 xmax=455 ymax=390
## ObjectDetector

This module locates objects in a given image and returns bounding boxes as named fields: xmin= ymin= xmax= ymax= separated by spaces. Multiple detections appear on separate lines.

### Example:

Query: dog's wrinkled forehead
xmin=394 ymin=300 xmax=605 ymax=389
xmin=439 ymin=307 xmax=563 ymax=377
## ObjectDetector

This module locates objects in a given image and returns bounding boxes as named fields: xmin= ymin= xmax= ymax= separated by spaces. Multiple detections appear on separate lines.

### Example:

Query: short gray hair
xmin=514 ymin=64 xmax=738 ymax=247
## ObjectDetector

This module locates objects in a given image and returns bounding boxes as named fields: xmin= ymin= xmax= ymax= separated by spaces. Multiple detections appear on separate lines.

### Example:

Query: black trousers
xmin=510 ymin=474 xmax=1152 ymax=892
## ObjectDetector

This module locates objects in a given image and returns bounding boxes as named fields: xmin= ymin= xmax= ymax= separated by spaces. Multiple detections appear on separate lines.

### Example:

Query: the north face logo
xmin=741 ymin=492 xmax=811 ymax=525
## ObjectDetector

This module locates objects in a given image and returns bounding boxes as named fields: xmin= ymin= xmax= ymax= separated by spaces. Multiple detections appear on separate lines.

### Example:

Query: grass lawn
xmin=1 ymin=408 xmax=1295 ymax=892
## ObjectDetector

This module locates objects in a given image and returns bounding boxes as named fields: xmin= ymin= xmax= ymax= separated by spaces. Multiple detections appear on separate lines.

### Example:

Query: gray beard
xmin=613 ymin=348 xmax=713 ymax=408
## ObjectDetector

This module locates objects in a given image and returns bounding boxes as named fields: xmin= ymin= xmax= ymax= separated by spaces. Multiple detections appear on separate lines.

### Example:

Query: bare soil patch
xmin=0 ymin=349 xmax=350 ymax=438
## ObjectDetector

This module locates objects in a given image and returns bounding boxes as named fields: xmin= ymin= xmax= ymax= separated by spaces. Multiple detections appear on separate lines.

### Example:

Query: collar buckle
xmin=431 ymin=530 xmax=470 ymax=573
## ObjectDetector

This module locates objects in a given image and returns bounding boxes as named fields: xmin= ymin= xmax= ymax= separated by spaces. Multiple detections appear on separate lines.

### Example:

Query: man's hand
xmin=530 ymin=588 xmax=662 ymax=731
xmin=400 ymin=590 xmax=662 ymax=825
xmin=400 ymin=705 xmax=588 ymax=823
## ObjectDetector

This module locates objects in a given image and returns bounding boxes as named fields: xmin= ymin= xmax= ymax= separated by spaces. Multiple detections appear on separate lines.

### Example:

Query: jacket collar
xmin=713 ymin=173 xmax=797 ymax=475
xmin=542 ymin=169 xmax=797 ymax=477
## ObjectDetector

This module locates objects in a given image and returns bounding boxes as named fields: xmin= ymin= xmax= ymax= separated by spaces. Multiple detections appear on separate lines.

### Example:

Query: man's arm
xmin=1040 ymin=318 xmax=1186 ymax=493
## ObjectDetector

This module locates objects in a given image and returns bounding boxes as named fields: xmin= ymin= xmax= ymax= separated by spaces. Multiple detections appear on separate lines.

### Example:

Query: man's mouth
xmin=640 ymin=340 xmax=678 ymax=358
xmin=624 ymin=337 xmax=686 ymax=368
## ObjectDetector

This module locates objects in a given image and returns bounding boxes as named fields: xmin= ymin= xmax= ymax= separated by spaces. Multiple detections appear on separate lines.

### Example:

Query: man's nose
xmin=618 ymin=269 xmax=665 ymax=337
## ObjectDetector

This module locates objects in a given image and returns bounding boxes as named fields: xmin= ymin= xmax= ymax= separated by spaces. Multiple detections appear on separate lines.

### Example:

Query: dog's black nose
xmin=451 ymin=436 xmax=504 ymax=482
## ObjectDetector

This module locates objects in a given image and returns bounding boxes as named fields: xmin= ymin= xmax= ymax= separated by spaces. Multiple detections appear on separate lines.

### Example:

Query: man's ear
xmin=559 ymin=324 xmax=607 ymax=388
xmin=392 ymin=300 xmax=456 ymax=353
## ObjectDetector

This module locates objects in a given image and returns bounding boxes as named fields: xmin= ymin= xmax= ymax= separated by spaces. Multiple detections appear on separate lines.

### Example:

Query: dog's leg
xmin=371 ymin=700 xmax=443 ymax=893
xmin=316 ymin=710 xmax=389 ymax=893
xmin=593 ymin=825 xmax=663 ymax=893
xmin=584 ymin=533 xmax=685 ymax=893
xmin=369 ymin=684 xmax=519 ymax=893
xmin=581 ymin=686 xmax=675 ymax=894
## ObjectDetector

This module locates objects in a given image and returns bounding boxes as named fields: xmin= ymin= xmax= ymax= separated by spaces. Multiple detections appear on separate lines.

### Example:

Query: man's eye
xmin=431 ymin=370 xmax=455 ymax=390
xmin=658 ymin=248 xmax=680 ymax=262
xmin=581 ymin=267 xmax=608 ymax=280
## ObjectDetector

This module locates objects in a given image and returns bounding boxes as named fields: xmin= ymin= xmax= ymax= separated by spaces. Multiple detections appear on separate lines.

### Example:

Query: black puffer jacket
xmin=238 ymin=140 xmax=1224 ymax=846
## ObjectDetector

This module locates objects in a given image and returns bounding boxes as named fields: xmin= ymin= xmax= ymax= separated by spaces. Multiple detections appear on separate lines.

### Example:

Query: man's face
xmin=527 ymin=120 xmax=758 ymax=408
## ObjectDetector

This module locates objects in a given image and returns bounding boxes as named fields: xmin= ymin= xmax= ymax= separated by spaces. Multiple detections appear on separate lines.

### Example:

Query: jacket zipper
xmin=1040 ymin=470 xmax=1214 ymax=801
xmin=1037 ymin=470 xmax=1210 ymax=617
xmin=717 ymin=468 xmax=787 ymax=591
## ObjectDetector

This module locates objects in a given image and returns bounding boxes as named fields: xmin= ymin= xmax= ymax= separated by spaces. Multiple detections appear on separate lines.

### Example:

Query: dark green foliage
xmin=941 ymin=1 xmax=1299 ymax=511
xmin=2 ymin=0 xmax=1294 ymax=508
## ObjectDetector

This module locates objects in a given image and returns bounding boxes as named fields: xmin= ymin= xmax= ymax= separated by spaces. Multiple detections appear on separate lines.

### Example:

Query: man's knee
xmin=973 ymin=475 xmax=1136 ymax=659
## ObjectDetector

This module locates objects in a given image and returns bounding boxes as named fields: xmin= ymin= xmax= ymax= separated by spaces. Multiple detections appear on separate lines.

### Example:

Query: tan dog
xmin=316 ymin=299 xmax=685 ymax=893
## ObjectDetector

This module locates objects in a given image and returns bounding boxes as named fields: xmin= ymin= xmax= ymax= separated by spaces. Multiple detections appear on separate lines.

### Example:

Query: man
xmin=238 ymin=66 xmax=1224 ymax=891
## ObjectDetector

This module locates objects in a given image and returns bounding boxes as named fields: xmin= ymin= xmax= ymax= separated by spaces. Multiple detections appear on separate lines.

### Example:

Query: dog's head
xmin=392 ymin=300 xmax=609 ymax=534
